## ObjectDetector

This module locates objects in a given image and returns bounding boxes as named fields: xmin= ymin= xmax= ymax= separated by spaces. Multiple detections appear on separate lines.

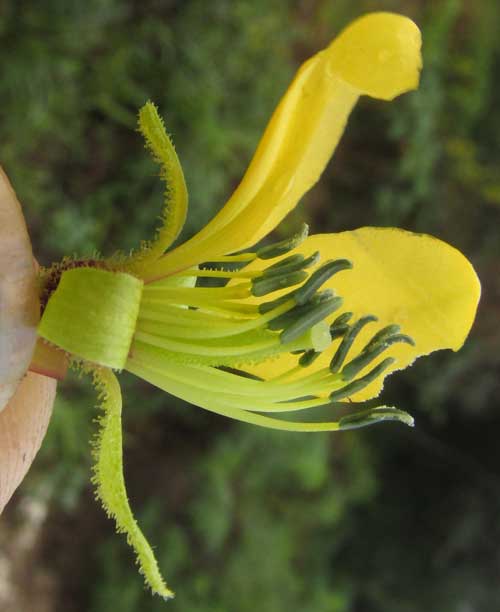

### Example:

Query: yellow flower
xmin=0 ymin=12 xmax=480 ymax=600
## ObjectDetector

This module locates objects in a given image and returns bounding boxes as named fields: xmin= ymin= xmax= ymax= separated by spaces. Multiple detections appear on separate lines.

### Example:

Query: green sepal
xmin=91 ymin=366 xmax=174 ymax=599
xmin=38 ymin=267 xmax=143 ymax=369
xmin=125 ymin=101 xmax=188 ymax=276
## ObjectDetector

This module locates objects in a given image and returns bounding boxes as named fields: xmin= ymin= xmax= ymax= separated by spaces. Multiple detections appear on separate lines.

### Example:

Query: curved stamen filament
xmin=128 ymin=351 xmax=334 ymax=416
xmin=130 ymin=342 xmax=343 ymax=404
xmin=137 ymin=299 xmax=296 ymax=339
xmin=126 ymin=353 xmax=412 ymax=432
xmin=139 ymin=304 xmax=255 ymax=325
xmin=144 ymin=282 xmax=251 ymax=302
xmin=134 ymin=330 xmax=280 ymax=357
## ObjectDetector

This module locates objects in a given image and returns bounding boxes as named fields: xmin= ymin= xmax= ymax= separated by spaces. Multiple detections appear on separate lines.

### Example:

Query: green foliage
xmin=0 ymin=0 xmax=297 ymax=261
xmin=89 ymin=427 xmax=374 ymax=611
xmin=90 ymin=367 xmax=173 ymax=599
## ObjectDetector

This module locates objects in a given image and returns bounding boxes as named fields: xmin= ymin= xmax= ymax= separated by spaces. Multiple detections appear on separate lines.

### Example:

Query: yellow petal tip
xmin=327 ymin=12 xmax=422 ymax=100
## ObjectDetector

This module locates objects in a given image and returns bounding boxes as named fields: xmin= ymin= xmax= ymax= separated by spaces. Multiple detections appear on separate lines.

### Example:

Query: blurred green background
xmin=1 ymin=0 xmax=500 ymax=610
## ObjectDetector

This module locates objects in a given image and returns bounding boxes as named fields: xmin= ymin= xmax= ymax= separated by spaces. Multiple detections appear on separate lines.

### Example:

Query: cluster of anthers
xmin=128 ymin=224 xmax=416 ymax=432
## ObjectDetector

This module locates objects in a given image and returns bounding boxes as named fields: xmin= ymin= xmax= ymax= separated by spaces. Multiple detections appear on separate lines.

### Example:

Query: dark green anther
xmin=330 ymin=323 xmax=350 ymax=341
xmin=264 ymin=254 xmax=304 ymax=272
xmin=341 ymin=344 xmax=388 ymax=381
xmin=331 ymin=312 xmax=353 ymax=327
xmin=252 ymin=270 xmax=308 ymax=297
xmin=329 ymin=312 xmax=353 ymax=340
xmin=362 ymin=324 xmax=400 ymax=353
xmin=280 ymin=297 xmax=343 ymax=345
xmin=294 ymin=259 xmax=352 ymax=305
xmin=299 ymin=349 xmax=321 ymax=367
xmin=338 ymin=406 xmax=414 ymax=430
xmin=259 ymin=286 xmax=331 ymax=314
xmin=268 ymin=292 xmax=336 ymax=331
xmin=268 ymin=304 xmax=311 ymax=331
xmin=342 ymin=333 xmax=415 ymax=381
xmin=330 ymin=357 xmax=395 ymax=401
xmin=263 ymin=251 xmax=320 ymax=279
xmin=256 ymin=224 xmax=309 ymax=259
xmin=329 ymin=315 xmax=378 ymax=373
xmin=383 ymin=333 xmax=415 ymax=348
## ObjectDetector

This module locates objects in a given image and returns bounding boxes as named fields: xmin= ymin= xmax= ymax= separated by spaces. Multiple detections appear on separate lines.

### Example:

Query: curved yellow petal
xmin=251 ymin=228 xmax=480 ymax=401
xmin=328 ymin=12 xmax=422 ymax=101
xmin=144 ymin=13 xmax=422 ymax=281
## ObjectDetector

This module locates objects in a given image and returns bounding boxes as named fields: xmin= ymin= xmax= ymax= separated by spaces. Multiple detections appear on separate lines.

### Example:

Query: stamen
xmin=330 ymin=311 xmax=353 ymax=328
xmin=341 ymin=333 xmax=415 ymax=381
xmin=263 ymin=253 xmax=305 ymax=272
xmin=382 ymin=333 xmax=415 ymax=348
xmin=141 ymin=299 xmax=258 ymax=319
xmin=192 ymin=301 xmax=259 ymax=317
xmin=127 ymin=350 xmax=413 ymax=433
xmin=328 ymin=310 xmax=353 ymax=339
xmin=330 ymin=315 xmax=378 ymax=373
xmin=134 ymin=318 xmax=329 ymax=366
xmin=143 ymin=283 xmax=252 ymax=312
xmin=138 ymin=299 xmax=295 ymax=339
xmin=330 ymin=323 xmax=350 ymax=341
xmin=339 ymin=406 xmax=414 ymax=430
xmin=134 ymin=330 xmax=279 ymax=358
xmin=262 ymin=251 xmax=320 ymax=278
xmin=258 ymin=289 xmax=333 ymax=315
xmin=139 ymin=304 xmax=251 ymax=325
xmin=251 ymin=270 xmax=308 ymax=297
xmin=330 ymin=357 xmax=395 ymax=401
xmin=256 ymin=223 xmax=309 ymax=259
xmin=258 ymin=292 xmax=296 ymax=314
xmin=362 ymin=324 xmax=401 ymax=352
xmin=294 ymin=259 xmax=353 ymax=305
xmin=280 ymin=297 xmax=343 ymax=344
xmin=299 ymin=349 xmax=321 ymax=367
xmin=267 ymin=291 xmax=334 ymax=330
xmin=130 ymin=342 xmax=322 ymax=408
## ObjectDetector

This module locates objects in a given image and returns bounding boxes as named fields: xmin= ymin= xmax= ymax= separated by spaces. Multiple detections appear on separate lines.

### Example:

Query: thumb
xmin=0 ymin=372 xmax=56 ymax=513
xmin=0 ymin=167 xmax=57 ymax=512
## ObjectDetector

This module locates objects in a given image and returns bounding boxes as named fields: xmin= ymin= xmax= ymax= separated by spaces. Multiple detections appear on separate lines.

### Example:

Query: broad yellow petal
xmin=251 ymin=228 xmax=480 ymax=400
xmin=144 ymin=13 xmax=422 ymax=281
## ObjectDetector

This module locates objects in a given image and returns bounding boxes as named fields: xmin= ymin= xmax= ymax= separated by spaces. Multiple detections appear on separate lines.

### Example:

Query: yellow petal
xmin=144 ymin=13 xmax=422 ymax=281
xmin=251 ymin=228 xmax=480 ymax=401
xmin=327 ymin=11 xmax=422 ymax=101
